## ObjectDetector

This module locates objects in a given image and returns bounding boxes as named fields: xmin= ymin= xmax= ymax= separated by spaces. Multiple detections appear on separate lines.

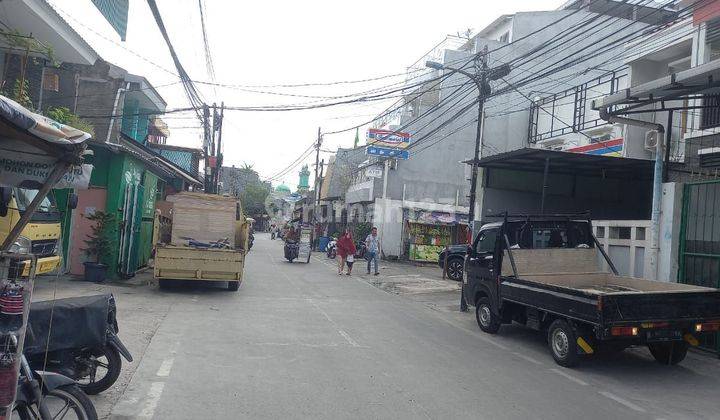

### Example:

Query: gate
xmin=678 ymin=180 xmax=720 ymax=353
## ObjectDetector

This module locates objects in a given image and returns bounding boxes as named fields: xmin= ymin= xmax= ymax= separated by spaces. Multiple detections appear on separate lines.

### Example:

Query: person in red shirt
xmin=336 ymin=229 xmax=357 ymax=275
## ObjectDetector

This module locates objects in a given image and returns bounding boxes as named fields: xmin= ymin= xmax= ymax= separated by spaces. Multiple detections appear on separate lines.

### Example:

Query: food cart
xmin=0 ymin=95 xmax=92 ymax=418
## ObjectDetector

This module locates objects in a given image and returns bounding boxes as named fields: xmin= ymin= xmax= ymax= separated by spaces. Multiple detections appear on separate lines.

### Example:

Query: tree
xmin=46 ymin=106 xmax=95 ymax=136
xmin=241 ymin=183 xmax=270 ymax=216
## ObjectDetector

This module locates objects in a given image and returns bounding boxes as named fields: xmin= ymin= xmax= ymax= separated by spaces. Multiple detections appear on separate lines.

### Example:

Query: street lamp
xmin=426 ymin=50 xmax=510 ymax=312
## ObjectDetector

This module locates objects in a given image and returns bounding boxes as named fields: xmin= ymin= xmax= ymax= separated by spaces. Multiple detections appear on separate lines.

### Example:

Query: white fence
xmin=593 ymin=220 xmax=651 ymax=279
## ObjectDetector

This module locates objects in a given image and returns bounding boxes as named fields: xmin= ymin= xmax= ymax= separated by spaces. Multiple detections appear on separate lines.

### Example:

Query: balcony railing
xmin=528 ymin=70 xmax=628 ymax=143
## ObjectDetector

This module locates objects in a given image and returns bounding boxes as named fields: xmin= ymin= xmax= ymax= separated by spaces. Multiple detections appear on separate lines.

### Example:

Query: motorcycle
xmin=248 ymin=233 xmax=255 ymax=250
xmin=24 ymin=294 xmax=133 ymax=395
xmin=326 ymin=239 xmax=337 ymax=259
xmin=2 ymin=334 xmax=98 ymax=420
xmin=271 ymin=230 xmax=276 ymax=240
xmin=284 ymin=240 xmax=299 ymax=262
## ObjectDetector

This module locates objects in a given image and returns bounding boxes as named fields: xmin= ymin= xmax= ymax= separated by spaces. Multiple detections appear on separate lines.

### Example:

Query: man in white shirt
xmin=365 ymin=227 xmax=380 ymax=275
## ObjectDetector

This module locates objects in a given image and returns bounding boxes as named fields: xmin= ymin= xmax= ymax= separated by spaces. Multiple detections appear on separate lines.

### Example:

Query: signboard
xmin=0 ymin=151 xmax=92 ymax=189
xmin=567 ymin=138 xmax=623 ymax=157
xmin=366 ymin=128 xmax=411 ymax=160
xmin=365 ymin=167 xmax=383 ymax=178
xmin=366 ymin=146 xmax=409 ymax=159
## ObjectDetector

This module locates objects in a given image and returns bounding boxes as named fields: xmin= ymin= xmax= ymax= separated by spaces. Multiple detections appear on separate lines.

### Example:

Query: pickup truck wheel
xmin=548 ymin=319 xmax=580 ymax=367
xmin=476 ymin=297 xmax=501 ymax=334
xmin=446 ymin=258 xmax=464 ymax=281
xmin=648 ymin=341 xmax=688 ymax=365
xmin=227 ymin=281 xmax=240 ymax=291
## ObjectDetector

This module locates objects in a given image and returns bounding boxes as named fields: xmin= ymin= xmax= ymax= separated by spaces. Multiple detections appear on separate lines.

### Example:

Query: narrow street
xmin=100 ymin=234 xmax=720 ymax=420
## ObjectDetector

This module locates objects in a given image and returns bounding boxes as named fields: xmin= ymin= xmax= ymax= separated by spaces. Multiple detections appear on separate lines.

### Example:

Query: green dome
xmin=275 ymin=184 xmax=291 ymax=193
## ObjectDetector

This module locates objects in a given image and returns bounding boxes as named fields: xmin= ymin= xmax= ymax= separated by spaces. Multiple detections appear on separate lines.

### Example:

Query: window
xmin=498 ymin=31 xmax=509 ymax=43
xmin=42 ymin=72 xmax=59 ymax=92
xmin=476 ymin=229 xmax=498 ymax=253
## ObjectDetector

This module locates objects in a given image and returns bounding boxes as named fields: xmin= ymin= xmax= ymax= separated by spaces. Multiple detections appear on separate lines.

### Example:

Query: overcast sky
xmin=49 ymin=0 xmax=559 ymax=188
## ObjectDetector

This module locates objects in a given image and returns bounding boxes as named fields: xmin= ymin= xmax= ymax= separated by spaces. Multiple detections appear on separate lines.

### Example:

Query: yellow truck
xmin=153 ymin=192 xmax=249 ymax=291
xmin=0 ymin=187 xmax=63 ymax=275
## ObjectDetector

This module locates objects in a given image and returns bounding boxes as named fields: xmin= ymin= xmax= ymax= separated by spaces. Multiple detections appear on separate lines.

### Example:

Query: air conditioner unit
xmin=644 ymin=130 xmax=660 ymax=151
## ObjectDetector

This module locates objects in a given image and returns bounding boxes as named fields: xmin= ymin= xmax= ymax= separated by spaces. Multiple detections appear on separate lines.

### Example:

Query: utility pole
xmin=203 ymin=104 xmax=211 ymax=193
xmin=467 ymin=45 xmax=488 ymax=234
xmin=426 ymin=45 xmax=510 ymax=313
xmin=215 ymin=102 xmax=225 ymax=194
xmin=313 ymin=127 xmax=323 ymax=218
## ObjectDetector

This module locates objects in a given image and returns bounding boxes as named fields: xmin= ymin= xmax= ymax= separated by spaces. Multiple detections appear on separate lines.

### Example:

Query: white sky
xmin=49 ymin=0 xmax=559 ymax=188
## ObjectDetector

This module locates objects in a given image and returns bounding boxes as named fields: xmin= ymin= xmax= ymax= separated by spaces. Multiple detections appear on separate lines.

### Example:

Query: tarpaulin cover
xmin=0 ymin=95 xmax=91 ymax=146
xmin=0 ymin=94 xmax=93 ymax=189
xmin=23 ymin=294 xmax=113 ymax=355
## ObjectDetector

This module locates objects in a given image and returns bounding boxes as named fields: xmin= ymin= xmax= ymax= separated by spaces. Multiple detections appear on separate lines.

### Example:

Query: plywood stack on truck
xmin=153 ymin=192 xmax=249 ymax=291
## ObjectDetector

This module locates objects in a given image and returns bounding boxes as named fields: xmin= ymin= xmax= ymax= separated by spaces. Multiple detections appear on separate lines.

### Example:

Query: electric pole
xmin=203 ymin=104 xmax=211 ymax=193
xmin=313 ymin=127 xmax=322 ymax=219
xmin=215 ymin=102 xmax=224 ymax=194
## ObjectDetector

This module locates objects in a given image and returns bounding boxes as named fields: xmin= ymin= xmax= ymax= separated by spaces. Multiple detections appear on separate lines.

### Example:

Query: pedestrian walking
xmin=336 ymin=229 xmax=356 ymax=275
xmin=365 ymin=227 xmax=380 ymax=275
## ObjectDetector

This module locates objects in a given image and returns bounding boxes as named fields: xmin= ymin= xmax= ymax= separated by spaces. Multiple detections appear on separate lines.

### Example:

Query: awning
xmin=592 ymin=58 xmax=720 ymax=113
xmin=467 ymin=148 xmax=655 ymax=180
xmin=0 ymin=95 xmax=92 ymax=189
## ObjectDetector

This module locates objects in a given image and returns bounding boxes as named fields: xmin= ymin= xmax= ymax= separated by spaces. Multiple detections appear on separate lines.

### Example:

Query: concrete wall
xmin=658 ymin=182 xmax=683 ymax=282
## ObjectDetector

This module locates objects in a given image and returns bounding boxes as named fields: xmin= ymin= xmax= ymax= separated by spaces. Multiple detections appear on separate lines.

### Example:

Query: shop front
xmin=403 ymin=209 xmax=468 ymax=262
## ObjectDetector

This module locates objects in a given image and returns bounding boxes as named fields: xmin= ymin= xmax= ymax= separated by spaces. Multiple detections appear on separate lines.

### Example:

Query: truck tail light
xmin=610 ymin=326 xmax=638 ymax=336
xmin=695 ymin=321 xmax=720 ymax=332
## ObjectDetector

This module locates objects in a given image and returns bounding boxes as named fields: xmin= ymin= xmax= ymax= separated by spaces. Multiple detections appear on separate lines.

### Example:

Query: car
xmin=437 ymin=244 xmax=468 ymax=281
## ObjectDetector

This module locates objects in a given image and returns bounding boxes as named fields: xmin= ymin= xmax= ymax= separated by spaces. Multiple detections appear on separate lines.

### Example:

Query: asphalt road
xmin=109 ymin=233 xmax=720 ymax=420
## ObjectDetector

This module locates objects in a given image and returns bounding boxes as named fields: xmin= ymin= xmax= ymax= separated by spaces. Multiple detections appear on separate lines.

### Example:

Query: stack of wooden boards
xmin=166 ymin=192 xmax=238 ymax=248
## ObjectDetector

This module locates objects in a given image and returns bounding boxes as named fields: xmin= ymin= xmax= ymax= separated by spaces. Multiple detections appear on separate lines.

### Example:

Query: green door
xmin=119 ymin=183 xmax=144 ymax=277
xmin=678 ymin=180 xmax=720 ymax=353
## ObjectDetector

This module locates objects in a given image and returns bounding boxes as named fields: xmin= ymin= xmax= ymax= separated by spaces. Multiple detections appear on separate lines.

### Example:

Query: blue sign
xmin=367 ymin=146 xmax=409 ymax=160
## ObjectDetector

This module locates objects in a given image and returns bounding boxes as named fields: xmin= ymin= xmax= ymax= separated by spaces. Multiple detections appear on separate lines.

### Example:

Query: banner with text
xmin=0 ymin=151 xmax=92 ymax=189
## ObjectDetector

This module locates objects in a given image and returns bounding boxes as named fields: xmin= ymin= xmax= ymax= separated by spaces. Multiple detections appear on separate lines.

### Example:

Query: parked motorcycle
xmin=284 ymin=240 xmax=299 ymax=262
xmin=326 ymin=238 xmax=337 ymax=259
xmin=24 ymin=294 xmax=133 ymax=395
xmin=2 ymin=334 xmax=98 ymax=420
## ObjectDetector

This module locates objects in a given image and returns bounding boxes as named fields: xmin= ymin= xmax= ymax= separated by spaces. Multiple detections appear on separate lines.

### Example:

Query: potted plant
xmin=82 ymin=210 xmax=114 ymax=282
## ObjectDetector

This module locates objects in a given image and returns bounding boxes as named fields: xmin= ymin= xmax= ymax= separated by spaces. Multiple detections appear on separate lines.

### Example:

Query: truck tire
xmin=227 ymin=281 xmax=240 ymax=291
xmin=648 ymin=341 xmax=688 ymax=365
xmin=548 ymin=319 xmax=580 ymax=367
xmin=158 ymin=279 xmax=172 ymax=290
xmin=475 ymin=297 xmax=501 ymax=334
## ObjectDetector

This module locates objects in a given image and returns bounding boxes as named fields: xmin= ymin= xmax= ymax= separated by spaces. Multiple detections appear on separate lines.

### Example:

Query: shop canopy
xmin=591 ymin=57 xmax=720 ymax=114
xmin=466 ymin=148 xmax=655 ymax=180
xmin=0 ymin=95 xmax=92 ymax=189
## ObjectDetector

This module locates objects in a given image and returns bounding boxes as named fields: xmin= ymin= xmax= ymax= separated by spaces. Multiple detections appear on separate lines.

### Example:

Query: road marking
xmin=309 ymin=299 xmax=361 ymax=347
xmin=156 ymin=357 xmax=174 ymax=377
xmin=137 ymin=382 xmax=165 ymax=419
xmin=598 ymin=391 xmax=647 ymax=413
xmin=512 ymin=352 xmax=542 ymax=365
xmin=549 ymin=368 xmax=588 ymax=386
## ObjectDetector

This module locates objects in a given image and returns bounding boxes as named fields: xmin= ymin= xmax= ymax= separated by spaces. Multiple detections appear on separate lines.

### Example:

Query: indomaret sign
xmin=366 ymin=128 xmax=411 ymax=160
